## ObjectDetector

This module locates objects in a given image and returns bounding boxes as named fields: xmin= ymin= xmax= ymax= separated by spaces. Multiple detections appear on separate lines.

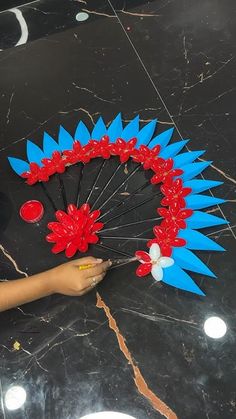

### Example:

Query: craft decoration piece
xmin=19 ymin=200 xmax=44 ymax=223
xmin=8 ymin=113 xmax=228 ymax=296
xmin=46 ymin=203 xmax=104 ymax=258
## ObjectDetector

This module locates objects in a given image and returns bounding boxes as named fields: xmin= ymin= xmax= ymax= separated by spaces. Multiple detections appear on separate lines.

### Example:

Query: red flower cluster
xmin=158 ymin=202 xmax=193 ymax=229
xmin=63 ymin=141 xmax=91 ymax=164
xmin=46 ymin=203 xmax=104 ymax=258
xmin=151 ymin=158 xmax=183 ymax=184
xmin=161 ymin=178 xmax=191 ymax=207
xmin=147 ymin=225 xmax=186 ymax=257
xmin=132 ymin=144 xmax=162 ymax=169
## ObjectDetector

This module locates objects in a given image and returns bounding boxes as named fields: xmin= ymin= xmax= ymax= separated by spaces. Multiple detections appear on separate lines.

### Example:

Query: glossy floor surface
xmin=0 ymin=1 xmax=235 ymax=418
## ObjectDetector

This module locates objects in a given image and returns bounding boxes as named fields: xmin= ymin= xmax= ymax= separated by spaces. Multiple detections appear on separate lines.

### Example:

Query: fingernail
xmin=108 ymin=259 xmax=112 ymax=266
xmin=96 ymin=258 xmax=103 ymax=263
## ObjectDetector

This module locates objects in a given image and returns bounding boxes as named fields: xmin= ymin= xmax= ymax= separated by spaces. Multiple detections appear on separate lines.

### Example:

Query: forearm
xmin=0 ymin=271 xmax=54 ymax=312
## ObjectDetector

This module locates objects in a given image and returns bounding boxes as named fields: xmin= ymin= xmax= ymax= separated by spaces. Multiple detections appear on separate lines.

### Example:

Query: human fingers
xmin=80 ymin=272 xmax=106 ymax=295
xmin=74 ymin=256 xmax=103 ymax=266
xmin=86 ymin=260 xmax=111 ymax=277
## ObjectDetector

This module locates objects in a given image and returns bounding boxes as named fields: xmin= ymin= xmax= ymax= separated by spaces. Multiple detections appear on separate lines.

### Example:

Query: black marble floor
xmin=0 ymin=1 xmax=236 ymax=418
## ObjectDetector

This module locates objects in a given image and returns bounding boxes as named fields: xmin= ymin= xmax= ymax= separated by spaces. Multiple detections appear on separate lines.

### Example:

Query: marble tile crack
xmin=121 ymin=308 xmax=198 ymax=327
xmin=0 ymin=244 xmax=28 ymax=277
xmin=183 ymin=57 xmax=234 ymax=90
xmin=96 ymin=292 xmax=178 ymax=419
xmin=81 ymin=8 xmax=115 ymax=18
xmin=6 ymin=91 xmax=15 ymax=125
xmin=72 ymin=82 xmax=116 ymax=104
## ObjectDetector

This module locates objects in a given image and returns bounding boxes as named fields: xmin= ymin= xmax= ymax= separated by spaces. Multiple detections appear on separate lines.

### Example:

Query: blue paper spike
xmin=173 ymin=150 xmax=205 ymax=168
xmin=172 ymin=248 xmax=216 ymax=278
xmin=43 ymin=132 xmax=61 ymax=158
xmin=178 ymin=229 xmax=225 ymax=251
xmin=92 ymin=116 xmax=107 ymax=139
xmin=107 ymin=113 xmax=123 ymax=142
xmin=26 ymin=141 xmax=45 ymax=166
xmin=74 ymin=121 xmax=90 ymax=145
xmin=148 ymin=127 xmax=174 ymax=149
xmin=162 ymin=264 xmax=205 ymax=296
xmin=136 ymin=119 xmax=157 ymax=147
xmin=187 ymin=211 xmax=228 ymax=229
xmin=185 ymin=194 xmax=225 ymax=209
xmin=159 ymin=140 xmax=189 ymax=159
xmin=181 ymin=161 xmax=212 ymax=181
xmin=58 ymin=125 xmax=74 ymax=151
xmin=121 ymin=115 xmax=139 ymax=140
xmin=184 ymin=179 xmax=223 ymax=194
xmin=8 ymin=157 xmax=30 ymax=176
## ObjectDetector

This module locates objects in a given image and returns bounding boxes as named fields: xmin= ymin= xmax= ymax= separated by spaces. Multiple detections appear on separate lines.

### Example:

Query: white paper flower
xmin=135 ymin=243 xmax=174 ymax=281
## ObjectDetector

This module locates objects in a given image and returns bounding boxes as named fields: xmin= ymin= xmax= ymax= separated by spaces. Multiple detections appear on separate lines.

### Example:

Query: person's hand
xmin=49 ymin=256 xmax=111 ymax=296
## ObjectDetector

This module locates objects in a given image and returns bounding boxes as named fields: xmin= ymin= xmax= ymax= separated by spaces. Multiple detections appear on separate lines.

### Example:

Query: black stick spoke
xmin=103 ymin=193 xmax=160 ymax=225
xmin=86 ymin=159 xmax=107 ymax=204
xmin=99 ymin=179 xmax=152 ymax=220
xmin=100 ymin=236 xmax=150 ymax=241
xmin=97 ymin=243 xmax=133 ymax=257
xmin=101 ymin=217 xmax=162 ymax=233
xmin=40 ymin=183 xmax=57 ymax=212
xmin=58 ymin=174 xmax=67 ymax=210
xmin=75 ymin=163 xmax=84 ymax=207
xmin=97 ymin=165 xmax=141 ymax=211
xmin=91 ymin=162 xmax=122 ymax=210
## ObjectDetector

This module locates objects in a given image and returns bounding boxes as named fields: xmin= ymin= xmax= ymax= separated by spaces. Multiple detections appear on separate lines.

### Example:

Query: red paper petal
xmin=153 ymin=225 xmax=165 ymax=239
xmin=65 ymin=242 xmax=77 ymax=258
xmin=157 ymin=207 xmax=169 ymax=217
xmin=135 ymin=251 xmax=151 ymax=263
xmin=136 ymin=263 xmax=152 ymax=277
xmin=52 ymin=241 xmax=67 ymax=254
xmin=171 ymin=238 xmax=186 ymax=247
xmin=179 ymin=209 xmax=193 ymax=219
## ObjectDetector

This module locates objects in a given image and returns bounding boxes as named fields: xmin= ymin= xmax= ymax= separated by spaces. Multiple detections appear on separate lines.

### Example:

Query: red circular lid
xmin=19 ymin=200 xmax=44 ymax=223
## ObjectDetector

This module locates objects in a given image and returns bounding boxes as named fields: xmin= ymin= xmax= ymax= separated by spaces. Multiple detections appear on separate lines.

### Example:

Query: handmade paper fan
xmin=8 ymin=113 xmax=228 ymax=296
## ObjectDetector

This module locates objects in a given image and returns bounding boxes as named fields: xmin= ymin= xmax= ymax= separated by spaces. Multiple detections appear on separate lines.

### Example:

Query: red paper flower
xmin=111 ymin=137 xmax=137 ymax=163
xmin=147 ymin=225 xmax=186 ymax=256
xmin=161 ymin=178 xmax=192 ymax=207
xmin=22 ymin=163 xmax=49 ymax=185
xmin=157 ymin=202 xmax=193 ymax=229
xmin=63 ymin=141 xmax=91 ymax=164
xmin=132 ymin=144 xmax=162 ymax=169
xmin=42 ymin=151 xmax=66 ymax=175
xmin=151 ymin=158 xmax=183 ymax=184
xmin=46 ymin=203 xmax=104 ymax=258
xmin=89 ymin=136 xmax=112 ymax=159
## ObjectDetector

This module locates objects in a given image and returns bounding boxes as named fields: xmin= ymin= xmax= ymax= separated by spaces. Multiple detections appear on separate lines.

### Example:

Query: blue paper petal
xmin=58 ymin=126 xmax=74 ymax=151
xmin=162 ymin=264 xmax=205 ymax=296
xmin=43 ymin=132 xmax=61 ymax=158
xmin=172 ymin=248 xmax=216 ymax=278
xmin=178 ymin=229 xmax=225 ymax=251
xmin=185 ymin=194 xmax=225 ymax=209
xmin=107 ymin=113 xmax=123 ymax=142
xmin=173 ymin=150 xmax=205 ymax=168
xmin=26 ymin=141 xmax=45 ymax=166
xmin=184 ymin=179 xmax=223 ymax=194
xmin=74 ymin=121 xmax=90 ymax=145
xmin=187 ymin=211 xmax=228 ymax=229
xmin=136 ymin=119 xmax=157 ymax=147
xmin=8 ymin=157 xmax=30 ymax=176
xmin=121 ymin=115 xmax=139 ymax=140
xmin=181 ymin=161 xmax=212 ymax=181
xmin=92 ymin=116 xmax=107 ymax=139
xmin=159 ymin=140 xmax=189 ymax=159
xmin=148 ymin=127 xmax=174 ymax=149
